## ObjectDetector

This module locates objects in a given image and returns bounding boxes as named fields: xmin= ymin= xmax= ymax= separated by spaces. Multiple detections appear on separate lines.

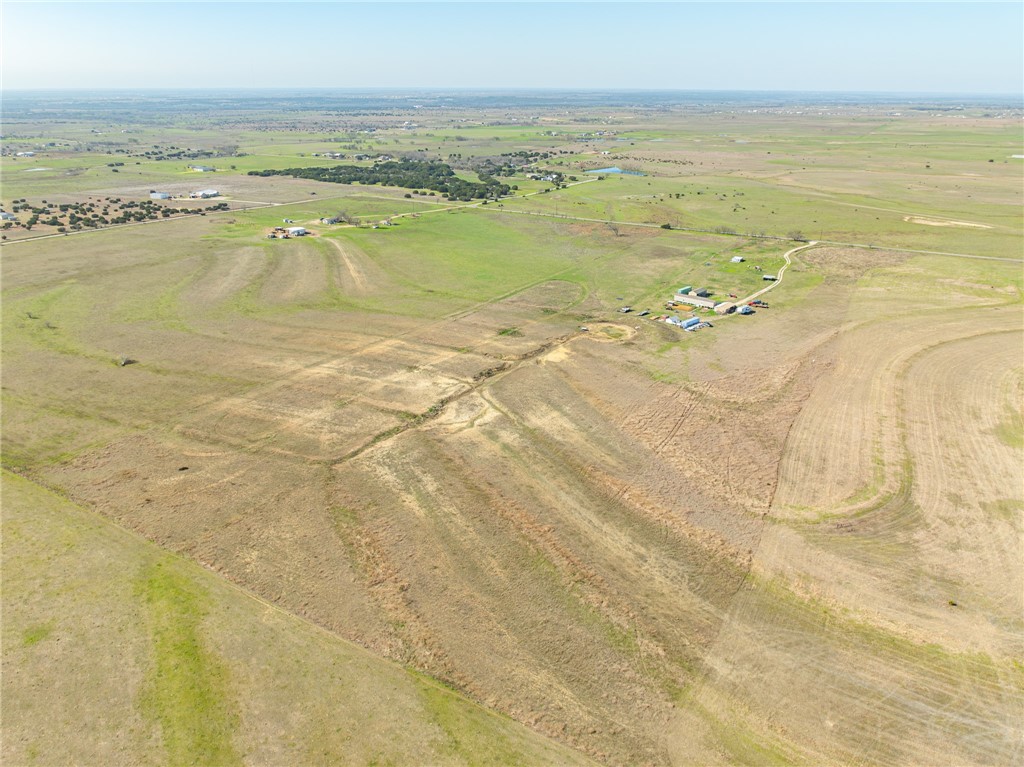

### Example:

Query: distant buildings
xmin=150 ymin=192 xmax=171 ymax=200
xmin=190 ymin=189 xmax=219 ymax=199
xmin=189 ymin=165 xmax=215 ymax=172
xmin=286 ymin=226 xmax=307 ymax=236
xmin=0 ymin=211 xmax=18 ymax=220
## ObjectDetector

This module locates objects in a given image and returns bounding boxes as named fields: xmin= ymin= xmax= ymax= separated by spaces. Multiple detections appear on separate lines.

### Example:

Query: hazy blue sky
xmin=3 ymin=1 xmax=1022 ymax=93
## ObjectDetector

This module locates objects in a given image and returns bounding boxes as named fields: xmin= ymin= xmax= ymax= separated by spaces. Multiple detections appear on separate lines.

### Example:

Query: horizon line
xmin=4 ymin=86 xmax=1021 ymax=97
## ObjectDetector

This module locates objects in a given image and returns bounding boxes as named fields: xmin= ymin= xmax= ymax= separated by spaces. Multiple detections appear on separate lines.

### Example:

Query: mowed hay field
xmin=3 ymin=103 xmax=1023 ymax=765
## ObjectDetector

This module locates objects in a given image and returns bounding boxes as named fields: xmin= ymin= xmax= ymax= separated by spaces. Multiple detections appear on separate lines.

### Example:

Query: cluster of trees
xmin=473 ymin=152 xmax=551 ymax=178
xmin=124 ymin=145 xmax=241 ymax=161
xmin=449 ymin=150 xmax=557 ymax=178
xmin=1 ymin=196 xmax=228 ymax=232
xmin=248 ymin=160 xmax=511 ymax=201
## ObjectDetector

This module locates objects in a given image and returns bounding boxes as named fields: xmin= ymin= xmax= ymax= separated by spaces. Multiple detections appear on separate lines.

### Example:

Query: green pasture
xmin=499 ymin=170 xmax=1021 ymax=258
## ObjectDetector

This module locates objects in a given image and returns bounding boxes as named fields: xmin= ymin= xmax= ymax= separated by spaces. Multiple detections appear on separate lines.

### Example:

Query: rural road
xmin=3 ymin=179 xmax=1019 ymax=266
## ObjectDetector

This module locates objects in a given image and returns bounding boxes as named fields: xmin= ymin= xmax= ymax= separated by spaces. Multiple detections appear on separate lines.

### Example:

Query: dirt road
xmin=735 ymin=240 xmax=820 ymax=306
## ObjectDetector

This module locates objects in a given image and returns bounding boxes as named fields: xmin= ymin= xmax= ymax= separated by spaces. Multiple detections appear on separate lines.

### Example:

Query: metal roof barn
xmin=673 ymin=295 xmax=716 ymax=309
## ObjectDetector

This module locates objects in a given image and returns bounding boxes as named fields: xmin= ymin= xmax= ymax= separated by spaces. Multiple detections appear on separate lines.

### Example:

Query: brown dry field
xmin=2 ymin=470 xmax=596 ymax=767
xmin=3 ymin=196 xmax=1023 ymax=763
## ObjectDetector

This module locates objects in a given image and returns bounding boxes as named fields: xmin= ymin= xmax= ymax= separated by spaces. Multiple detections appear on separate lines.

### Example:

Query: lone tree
xmin=787 ymin=230 xmax=808 ymax=242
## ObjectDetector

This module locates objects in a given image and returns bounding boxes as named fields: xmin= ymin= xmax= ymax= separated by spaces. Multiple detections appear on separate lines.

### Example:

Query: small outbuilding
xmin=714 ymin=302 xmax=736 ymax=315
xmin=150 ymin=192 xmax=171 ymax=200
xmin=191 ymin=189 xmax=219 ymax=199
xmin=763 ymin=275 xmax=777 ymax=281
xmin=730 ymin=256 xmax=745 ymax=263
xmin=190 ymin=165 xmax=215 ymax=172
xmin=286 ymin=226 xmax=307 ymax=236
xmin=0 ymin=211 xmax=18 ymax=221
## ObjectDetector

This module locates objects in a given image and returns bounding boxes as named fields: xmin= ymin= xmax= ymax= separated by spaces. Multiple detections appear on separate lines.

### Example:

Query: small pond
xmin=586 ymin=166 xmax=645 ymax=176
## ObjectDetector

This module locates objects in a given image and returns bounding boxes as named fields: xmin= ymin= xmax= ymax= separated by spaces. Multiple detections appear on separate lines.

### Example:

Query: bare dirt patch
xmin=903 ymin=215 xmax=992 ymax=229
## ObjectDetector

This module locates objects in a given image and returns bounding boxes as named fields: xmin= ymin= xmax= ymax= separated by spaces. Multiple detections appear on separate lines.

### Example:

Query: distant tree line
xmin=248 ymin=160 xmax=511 ymax=201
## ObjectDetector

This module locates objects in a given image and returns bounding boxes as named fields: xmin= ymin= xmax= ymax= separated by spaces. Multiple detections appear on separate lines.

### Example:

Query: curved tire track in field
xmin=324 ymin=238 xmax=369 ymax=294
xmin=675 ymin=311 xmax=1024 ymax=765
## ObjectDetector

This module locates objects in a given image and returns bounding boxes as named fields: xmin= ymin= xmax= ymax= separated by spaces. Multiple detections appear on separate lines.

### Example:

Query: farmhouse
xmin=286 ymin=226 xmax=307 ymax=236
xmin=191 ymin=189 xmax=219 ymax=199
xmin=666 ymin=315 xmax=703 ymax=330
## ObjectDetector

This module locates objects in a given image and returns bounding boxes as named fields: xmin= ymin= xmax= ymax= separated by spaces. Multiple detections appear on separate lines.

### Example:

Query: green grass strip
xmin=137 ymin=561 xmax=241 ymax=766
